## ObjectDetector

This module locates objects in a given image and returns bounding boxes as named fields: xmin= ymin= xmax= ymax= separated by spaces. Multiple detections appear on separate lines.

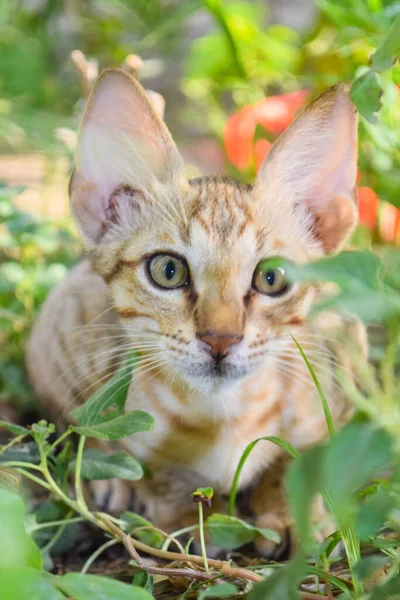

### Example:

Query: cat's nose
xmin=197 ymin=332 xmax=242 ymax=363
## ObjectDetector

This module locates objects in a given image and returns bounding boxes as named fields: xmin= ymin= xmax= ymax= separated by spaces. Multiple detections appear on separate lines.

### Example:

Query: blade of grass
xmin=292 ymin=336 xmax=362 ymax=596
xmin=291 ymin=335 xmax=335 ymax=438
xmin=228 ymin=436 xmax=300 ymax=516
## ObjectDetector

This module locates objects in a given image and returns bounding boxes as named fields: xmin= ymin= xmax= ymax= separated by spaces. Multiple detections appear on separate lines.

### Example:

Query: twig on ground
xmin=99 ymin=516 xmax=263 ymax=584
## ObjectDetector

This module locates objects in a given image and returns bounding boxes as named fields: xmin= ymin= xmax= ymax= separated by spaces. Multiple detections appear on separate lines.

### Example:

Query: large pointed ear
xmin=254 ymin=84 xmax=358 ymax=252
xmin=69 ymin=68 xmax=187 ymax=245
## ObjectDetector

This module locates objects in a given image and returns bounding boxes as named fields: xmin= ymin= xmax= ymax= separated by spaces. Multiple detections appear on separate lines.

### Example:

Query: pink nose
xmin=197 ymin=332 xmax=242 ymax=362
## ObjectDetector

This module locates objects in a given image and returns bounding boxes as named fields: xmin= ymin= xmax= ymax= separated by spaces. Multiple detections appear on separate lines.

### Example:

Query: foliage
xmin=1 ymin=317 xmax=400 ymax=598
xmin=184 ymin=0 xmax=400 ymax=242
xmin=0 ymin=183 xmax=78 ymax=404
xmin=1 ymin=0 xmax=400 ymax=598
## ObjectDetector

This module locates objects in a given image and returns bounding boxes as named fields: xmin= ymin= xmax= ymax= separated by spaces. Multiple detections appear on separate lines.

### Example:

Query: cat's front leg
xmin=248 ymin=456 xmax=333 ymax=559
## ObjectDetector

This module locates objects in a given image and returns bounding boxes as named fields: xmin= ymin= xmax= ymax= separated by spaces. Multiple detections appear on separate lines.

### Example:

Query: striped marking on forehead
xmin=188 ymin=176 xmax=254 ymax=239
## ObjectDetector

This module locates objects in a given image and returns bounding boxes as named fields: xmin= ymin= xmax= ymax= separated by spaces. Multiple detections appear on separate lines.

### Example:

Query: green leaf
xmin=0 ymin=489 xmax=42 ymax=570
xmin=0 ymin=568 xmax=64 ymax=600
xmin=72 ymin=411 xmax=154 ymax=441
xmin=198 ymin=583 xmax=238 ymax=599
xmin=132 ymin=569 xmax=154 ymax=594
xmin=285 ymin=251 xmax=381 ymax=290
xmin=354 ymin=555 xmax=391 ymax=583
xmin=31 ymin=500 xmax=79 ymax=554
xmin=369 ymin=574 xmax=400 ymax=599
xmin=206 ymin=514 xmax=280 ymax=550
xmin=285 ymin=446 xmax=325 ymax=546
xmin=323 ymin=425 xmax=392 ymax=526
xmin=370 ymin=14 xmax=400 ymax=72
xmin=284 ymin=251 xmax=400 ymax=322
xmin=372 ymin=536 xmax=400 ymax=550
xmin=52 ymin=441 xmax=74 ymax=488
xmin=316 ymin=288 xmax=400 ymax=323
xmin=350 ymin=71 xmax=383 ymax=123
xmin=247 ymin=568 xmax=299 ymax=600
xmin=69 ymin=449 xmax=143 ymax=481
xmin=0 ymin=420 xmax=29 ymax=436
xmin=31 ymin=420 xmax=55 ymax=447
xmin=55 ymin=573 xmax=154 ymax=600
xmin=0 ymin=442 xmax=40 ymax=464
xmin=121 ymin=512 xmax=163 ymax=549
xmin=72 ymin=350 xmax=140 ymax=426
xmin=355 ymin=490 xmax=393 ymax=539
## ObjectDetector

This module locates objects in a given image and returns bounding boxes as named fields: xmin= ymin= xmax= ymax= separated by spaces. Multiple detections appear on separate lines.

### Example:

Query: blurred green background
xmin=0 ymin=0 xmax=399 ymax=408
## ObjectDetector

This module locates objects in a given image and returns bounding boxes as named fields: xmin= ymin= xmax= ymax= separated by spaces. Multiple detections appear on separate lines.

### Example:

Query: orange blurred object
xmin=380 ymin=202 xmax=400 ymax=245
xmin=254 ymin=139 xmax=272 ymax=172
xmin=223 ymin=106 xmax=256 ymax=170
xmin=254 ymin=90 xmax=309 ymax=135
xmin=358 ymin=186 xmax=379 ymax=230
xmin=224 ymin=90 xmax=309 ymax=170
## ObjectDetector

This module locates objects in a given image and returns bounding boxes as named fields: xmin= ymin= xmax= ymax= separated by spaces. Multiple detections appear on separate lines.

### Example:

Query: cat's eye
xmin=252 ymin=258 xmax=290 ymax=297
xmin=147 ymin=254 xmax=189 ymax=289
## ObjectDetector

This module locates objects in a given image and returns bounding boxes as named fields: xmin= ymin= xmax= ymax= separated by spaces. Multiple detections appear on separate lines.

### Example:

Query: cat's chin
xmin=180 ymin=362 xmax=252 ymax=393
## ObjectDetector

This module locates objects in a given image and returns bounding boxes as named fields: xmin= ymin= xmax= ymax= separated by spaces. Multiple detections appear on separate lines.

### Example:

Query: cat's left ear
xmin=69 ymin=69 xmax=187 ymax=245
xmin=254 ymin=84 xmax=358 ymax=252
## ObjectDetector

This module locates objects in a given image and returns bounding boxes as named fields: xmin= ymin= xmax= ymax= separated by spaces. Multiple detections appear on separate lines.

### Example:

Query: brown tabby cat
xmin=27 ymin=70 xmax=367 ymax=556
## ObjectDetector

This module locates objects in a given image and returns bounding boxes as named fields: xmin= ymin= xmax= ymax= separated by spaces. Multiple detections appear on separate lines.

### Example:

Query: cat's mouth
xmin=183 ymin=359 xmax=252 ymax=385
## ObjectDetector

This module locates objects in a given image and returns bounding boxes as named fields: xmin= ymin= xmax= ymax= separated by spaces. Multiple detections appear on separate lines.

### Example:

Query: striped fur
xmin=27 ymin=72 xmax=367 ymax=555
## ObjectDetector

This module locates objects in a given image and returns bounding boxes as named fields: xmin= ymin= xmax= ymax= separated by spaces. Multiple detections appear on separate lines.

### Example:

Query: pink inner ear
xmin=255 ymin=85 xmax=358 ymax=251
xmin=71 ymin=173 xmax=145 ymax=243
xmin=69 ymin=69 xmax=187 ymax=245
xmin=70 ymin=178 xmax=108 ymax=243
xmin=75 ymin=70 xmax=180 ymax=196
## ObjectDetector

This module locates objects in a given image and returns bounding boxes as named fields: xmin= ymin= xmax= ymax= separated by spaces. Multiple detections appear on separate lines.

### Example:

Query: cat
xmin=27 ymin=69 xmax=367 ymax=557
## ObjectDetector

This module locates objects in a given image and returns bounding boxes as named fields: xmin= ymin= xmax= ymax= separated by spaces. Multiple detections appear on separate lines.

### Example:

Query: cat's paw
xmin=88 ymin=479 xmax=135 ymax=514
xmin=253 ymin=513 xmax=294 ymax=559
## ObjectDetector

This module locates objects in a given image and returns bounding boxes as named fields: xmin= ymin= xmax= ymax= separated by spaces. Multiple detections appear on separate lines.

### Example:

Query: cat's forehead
xmin=188 ymin=177 xmax=253 ymax=228
xmin=186 ymin=176 xmax=260 ymax=244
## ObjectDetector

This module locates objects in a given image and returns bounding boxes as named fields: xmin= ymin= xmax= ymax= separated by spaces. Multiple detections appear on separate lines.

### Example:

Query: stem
xmin=48 ymin=428 xmax=73 ymax=454
xmin=41 ymin=511 xmax=74 ymax=555
xmin=10 ymin=447 xmax=263 ymax=585
xmin=28 ymin=516 xmax=86 ymax=532
xmin=38 ymin=443 xmax=93 ymax=524
xmin=131 ymin=525 xmax=186 ymax=554
xmin=100 ymin=515 xmax=263 ymax=583
xmin=0 ymin=433 xmax=28 ymax=456
xmin=81 ymin=538 xmax=119 ymax=574
xmin=1 ymin=461 xmax=44 ymax=471
xmin=197 ymin=502 xmax=209 ymax=574
xmin=161 ymin=524 xmax=199 ymax=551
xmin=75 ymin=435 xmax=87 ymax=511
xmin=14 ymin=468 xmax=52 ymax=491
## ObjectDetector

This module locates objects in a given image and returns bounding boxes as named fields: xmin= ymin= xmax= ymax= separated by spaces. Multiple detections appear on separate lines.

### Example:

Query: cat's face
xmin=101 ymin=177 xmax=318 ymax=392
xmin=70 ymin=70 xmax=358 ymax=393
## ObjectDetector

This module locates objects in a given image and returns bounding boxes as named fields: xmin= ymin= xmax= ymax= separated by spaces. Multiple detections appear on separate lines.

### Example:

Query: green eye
xmin=148 ymin=254 xmax=189 ymax=289
xmin=253 ymin=258 xmax=290 ymax=297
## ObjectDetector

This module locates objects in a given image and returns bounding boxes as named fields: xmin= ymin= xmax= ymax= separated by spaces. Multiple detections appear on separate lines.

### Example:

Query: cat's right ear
xmin=69 ymin=69 xmax=187 ymax=245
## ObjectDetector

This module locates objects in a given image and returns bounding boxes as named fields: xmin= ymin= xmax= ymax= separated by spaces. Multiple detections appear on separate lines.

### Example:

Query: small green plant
xmin=0 ymin=183 xmax=78 ymax=404
xmin=191 ymin=487 xmax=214 ymax=573
xmin=0 ymin=353 xmax=268 ymax=599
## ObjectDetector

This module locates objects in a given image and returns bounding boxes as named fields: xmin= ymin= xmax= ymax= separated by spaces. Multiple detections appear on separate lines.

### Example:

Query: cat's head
xmin=70 ymin=69 xmax=358 ymax=394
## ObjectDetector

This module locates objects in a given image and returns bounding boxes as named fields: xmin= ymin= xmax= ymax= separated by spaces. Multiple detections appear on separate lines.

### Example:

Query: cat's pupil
xmin=265 ymin=270 xmax=275 ymax=286
xmin=165 ymin=260 xmax=176 ymax=281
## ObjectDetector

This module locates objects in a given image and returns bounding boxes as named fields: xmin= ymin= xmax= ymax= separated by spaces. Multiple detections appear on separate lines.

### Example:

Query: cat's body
xmin=27 ymin=71 xmax=367 ymax=554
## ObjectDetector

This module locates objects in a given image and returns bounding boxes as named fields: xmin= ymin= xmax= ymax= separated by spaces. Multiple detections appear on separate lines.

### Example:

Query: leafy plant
xmin=0 ymin=184 xmax=78 ymax=404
